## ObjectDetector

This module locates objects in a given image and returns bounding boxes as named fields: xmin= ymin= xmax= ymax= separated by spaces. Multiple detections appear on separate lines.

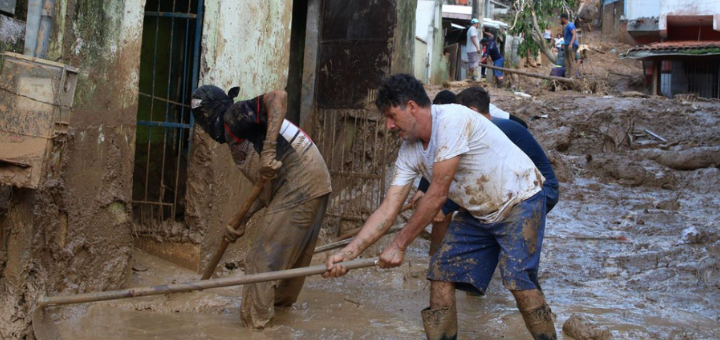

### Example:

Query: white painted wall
xmin=415 ymin=0 xmax=444 ymax=84
xmin=659 ymin=0 xmax=720 ymax=31
xmin=200 ymin=0 xmax=293 ymax=98
xmin=625 ymin=0 xmax=660 ymax=20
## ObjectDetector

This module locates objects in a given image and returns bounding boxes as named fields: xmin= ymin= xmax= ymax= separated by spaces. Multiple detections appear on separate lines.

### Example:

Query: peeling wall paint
xmin=186 ymin=0 xmax=293 ymax=270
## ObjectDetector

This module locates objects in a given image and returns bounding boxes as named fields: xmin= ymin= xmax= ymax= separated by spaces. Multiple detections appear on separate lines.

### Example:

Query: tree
xmin=509 ymin=0 xmax=576 ymax=64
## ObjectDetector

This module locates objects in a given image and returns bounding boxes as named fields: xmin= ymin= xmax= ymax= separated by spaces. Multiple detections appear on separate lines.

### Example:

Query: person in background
xmin=554 ymin=33 xmax=564 ymax=50
xmin=560 ymin=13 xmax=579 ymax=78
xmin=466 ymin=18 xmax=482 ymax=81
xmin=481 ymin=28 xmax=505 ymax=87
xmin=543 ymin=25 xmax=552 ymax=44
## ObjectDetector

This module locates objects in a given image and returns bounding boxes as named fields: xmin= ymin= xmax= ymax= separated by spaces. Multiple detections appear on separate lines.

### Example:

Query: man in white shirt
xmin=466 ymin=18 xmax=481 ymax=81
xmin=323 ymin=74 xmax=557 ymax=340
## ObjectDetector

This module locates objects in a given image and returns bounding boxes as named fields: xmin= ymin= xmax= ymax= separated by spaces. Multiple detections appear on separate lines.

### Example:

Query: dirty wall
xmin=185 ymin=0 xmax=294 ymax=271
xmin=0 ymin=1 xmax=142 ymax=338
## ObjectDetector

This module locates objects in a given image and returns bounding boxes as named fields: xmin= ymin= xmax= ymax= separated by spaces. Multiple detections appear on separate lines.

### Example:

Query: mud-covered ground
xmin=53 ymin=38 xmax=720 ymax=338
xmin=52 ymin=89 xmax=720 ymax=339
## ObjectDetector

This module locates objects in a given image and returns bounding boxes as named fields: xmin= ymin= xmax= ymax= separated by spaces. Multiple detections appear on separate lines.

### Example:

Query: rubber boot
xmin=520 ymin=303 xmax=557 ymax=340
xmin=421 ymin=306 xmax=458 ymax=340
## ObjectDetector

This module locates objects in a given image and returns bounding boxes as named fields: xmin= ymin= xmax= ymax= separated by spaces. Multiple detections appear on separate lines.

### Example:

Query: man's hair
xmin=456 ymin=86 xmax=490 ymax=114
xmin=560 ymin=13 xmax=569 ymax=20
xmin=375 ymin=74 xmax=431 ymax=111
xmin=480 ymin=38 xmax=488 ymax=44
xmin=433 ymin=90 xmax=456 ymax=105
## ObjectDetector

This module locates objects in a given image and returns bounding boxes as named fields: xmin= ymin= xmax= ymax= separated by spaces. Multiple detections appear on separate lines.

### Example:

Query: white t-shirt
xmin=489 ymin=103 xmax=510 ymax=119
xmin=554 ymin=37 xmax=564 ymax=49
xmin=391 ymin=104 xmax=544 ymax=223
xmin=466 ymin=26 xmax=479 ymax=54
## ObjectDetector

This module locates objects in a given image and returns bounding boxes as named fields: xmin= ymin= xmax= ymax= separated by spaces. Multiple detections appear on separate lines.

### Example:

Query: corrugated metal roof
xmin=631 ymin=41 xmax=720 ymax=51
xmin=623 ymin=41 xmax=720 ymax=59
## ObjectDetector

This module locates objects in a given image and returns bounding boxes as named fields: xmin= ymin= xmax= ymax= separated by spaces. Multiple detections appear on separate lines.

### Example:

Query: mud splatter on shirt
xmin=391 ymin=104 xmax=543 ymax=223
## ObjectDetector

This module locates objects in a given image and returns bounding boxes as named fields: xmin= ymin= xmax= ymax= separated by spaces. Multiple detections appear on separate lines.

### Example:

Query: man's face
xmin=481 ymin=41 xmax=488 ymax=47
xmin=384 ymin=103 xmax=418 ymax=141
xmin=561 ymin=18 xmax=567 ymax=25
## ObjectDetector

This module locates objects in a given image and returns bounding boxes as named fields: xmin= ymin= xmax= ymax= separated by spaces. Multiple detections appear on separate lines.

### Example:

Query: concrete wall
xmin=415 ymin=0 xmax=445 ymax=85
xmin=186 ymin=0 xmax=293 ymax=271
xmin=659 ymin=0 xmax=720 ymax=34
xmin=414 ymin=38 xmax=429 ymax=83
xmin=625 ymin=0 xmax=660 ymax=21
xmin=0 ymin=0 xmax=143 ymax=338
xmin=393 ymin=0 xmax=418 ymax=75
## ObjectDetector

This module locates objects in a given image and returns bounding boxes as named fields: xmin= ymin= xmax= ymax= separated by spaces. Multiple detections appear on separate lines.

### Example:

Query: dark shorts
xmin=427 ymin=191 xmax=547 ymax=294
xmin=550 ymin=67 xmax=566 ymax=77
xmin=467 ymin=52 xmax=479 ymax=69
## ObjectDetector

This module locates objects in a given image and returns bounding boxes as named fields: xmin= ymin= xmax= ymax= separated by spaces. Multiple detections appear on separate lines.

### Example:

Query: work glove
xmin=224 ymin=225 xmax=244 ymax=243
xmin=260 ymin=141 xmax=282 ymax=179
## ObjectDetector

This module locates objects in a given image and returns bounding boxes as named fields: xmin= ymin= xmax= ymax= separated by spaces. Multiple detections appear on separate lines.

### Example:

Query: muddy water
xmin=55 ymin=175 xmax=720 ymax=340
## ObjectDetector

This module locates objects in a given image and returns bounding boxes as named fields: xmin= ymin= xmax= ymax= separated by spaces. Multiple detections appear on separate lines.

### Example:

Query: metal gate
xmin=313 ymin=0 xmax=398 ymax=232
xmin=132 ymin=0 xmax=203 ymax=228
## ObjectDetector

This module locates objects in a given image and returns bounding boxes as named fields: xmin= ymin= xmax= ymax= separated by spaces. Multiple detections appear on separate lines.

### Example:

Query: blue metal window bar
xmin=133 ymin=0 xmax=203 ymax=226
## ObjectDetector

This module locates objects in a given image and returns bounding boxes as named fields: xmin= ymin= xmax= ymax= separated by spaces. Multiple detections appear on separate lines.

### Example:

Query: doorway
xmin=131 ymin=0 xmax=204 ymax=229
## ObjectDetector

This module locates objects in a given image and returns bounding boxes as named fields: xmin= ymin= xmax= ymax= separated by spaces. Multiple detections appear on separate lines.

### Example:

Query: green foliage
xmin=510 ymin=0 xmax=577 ymax=55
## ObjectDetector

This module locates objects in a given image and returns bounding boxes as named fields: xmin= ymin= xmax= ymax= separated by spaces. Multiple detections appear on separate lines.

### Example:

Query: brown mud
xmin=46 ymin=32 xmax=720 ymax=339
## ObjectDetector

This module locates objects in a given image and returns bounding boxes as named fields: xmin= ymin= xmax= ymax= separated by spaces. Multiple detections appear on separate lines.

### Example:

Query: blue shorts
xmin=427 ymin=191 xmax=547 ymax=294
xmin=493 ymin=58 xmax=504 ymax=78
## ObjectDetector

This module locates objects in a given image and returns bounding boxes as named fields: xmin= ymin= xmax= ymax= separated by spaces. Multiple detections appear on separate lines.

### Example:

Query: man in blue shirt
xmin=561 ymin=13 xmax=578 ymax=78
xmin=480 ymin=28 xmax=504 ymax=87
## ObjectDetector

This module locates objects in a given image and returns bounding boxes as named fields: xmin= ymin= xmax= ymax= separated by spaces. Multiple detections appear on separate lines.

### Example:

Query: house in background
xmin=415 ymin=0 xmax=448 ymax=85
xmin=622 ymin=0 xmax=720 ymax=99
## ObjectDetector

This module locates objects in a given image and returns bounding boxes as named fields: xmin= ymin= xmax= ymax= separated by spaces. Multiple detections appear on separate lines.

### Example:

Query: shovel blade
xmin=32 ymin=307 xmax=64 ymax=340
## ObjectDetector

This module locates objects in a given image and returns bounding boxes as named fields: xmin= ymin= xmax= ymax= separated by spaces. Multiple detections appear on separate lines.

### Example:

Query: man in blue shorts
xmin=416 ymin=87 xmax=559 ymax=256
xmin=481 ymin=28 xmax=504 ymax=87
xmin=324 ymin=74 xmax=557 ymax=340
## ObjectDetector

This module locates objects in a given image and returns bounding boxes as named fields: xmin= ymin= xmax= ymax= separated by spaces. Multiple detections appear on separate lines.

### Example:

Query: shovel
xmin=202 ymin=178 xmax=267 ymax=280
xmin=33 ymin=258 xmax=379 ymax=339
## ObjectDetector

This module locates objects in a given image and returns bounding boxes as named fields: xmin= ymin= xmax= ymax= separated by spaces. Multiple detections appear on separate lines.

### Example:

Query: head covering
xmin=191 ymin=85 xmax=240 ymax=143
xmin=471 ymin=18 xmax=479 ymax=24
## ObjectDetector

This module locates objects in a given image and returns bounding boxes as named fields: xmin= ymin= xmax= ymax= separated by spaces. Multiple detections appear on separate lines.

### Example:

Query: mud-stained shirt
xmin=223 ymin=95 xmax=332 ymax=213
xmin=390 ymin=104 xmax=544 ymax=223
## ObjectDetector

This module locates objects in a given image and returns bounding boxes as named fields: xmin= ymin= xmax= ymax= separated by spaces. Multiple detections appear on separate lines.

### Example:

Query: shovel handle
xmin=39 ymin=258 xmax=378 ymax=307
xmin=201 ymin=178 xmax=267 ymax=280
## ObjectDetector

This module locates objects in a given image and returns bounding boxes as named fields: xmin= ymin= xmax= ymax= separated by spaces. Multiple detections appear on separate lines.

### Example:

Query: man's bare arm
xmin=343 ymin=184 xmax=411 ymax=258
xmin=323 ymin=184 xmax=411 ymax=277
xmin=262 ymin=90 xmax=287 ymax=145
xmin=259 ymin=91 xmax=287 ymax=178
xmin=389 ymin=156 xmax=459 ymax=251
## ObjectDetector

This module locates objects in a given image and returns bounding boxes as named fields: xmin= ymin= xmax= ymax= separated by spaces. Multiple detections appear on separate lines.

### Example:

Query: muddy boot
xmin=520 ymin=303 xmax=557 ymax=340
xmin=421 ymin=306 xmax=458 ymax=340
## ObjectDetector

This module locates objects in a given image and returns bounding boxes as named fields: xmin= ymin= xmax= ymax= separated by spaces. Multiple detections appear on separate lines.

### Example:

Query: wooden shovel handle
xmin=201 ymin=178 xmax=267 ymax=280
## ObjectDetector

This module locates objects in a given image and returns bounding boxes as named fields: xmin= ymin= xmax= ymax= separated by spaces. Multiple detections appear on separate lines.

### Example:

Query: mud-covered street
xmin=2 ymin=0 xmax=720 ymax=339
xmin=53 ymin=90 xmax=720 ymax=340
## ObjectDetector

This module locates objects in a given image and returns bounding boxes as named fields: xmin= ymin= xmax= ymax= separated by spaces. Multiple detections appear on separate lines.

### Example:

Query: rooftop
xmin=623 ymin=41 xmax=720 ymax=59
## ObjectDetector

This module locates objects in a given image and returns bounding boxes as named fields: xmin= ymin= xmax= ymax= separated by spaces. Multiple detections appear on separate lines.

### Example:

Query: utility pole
xmin=472 ymin=0 xmax=481 ymax=20
xmin=485 ymin=0 xmax=491 ymax=20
